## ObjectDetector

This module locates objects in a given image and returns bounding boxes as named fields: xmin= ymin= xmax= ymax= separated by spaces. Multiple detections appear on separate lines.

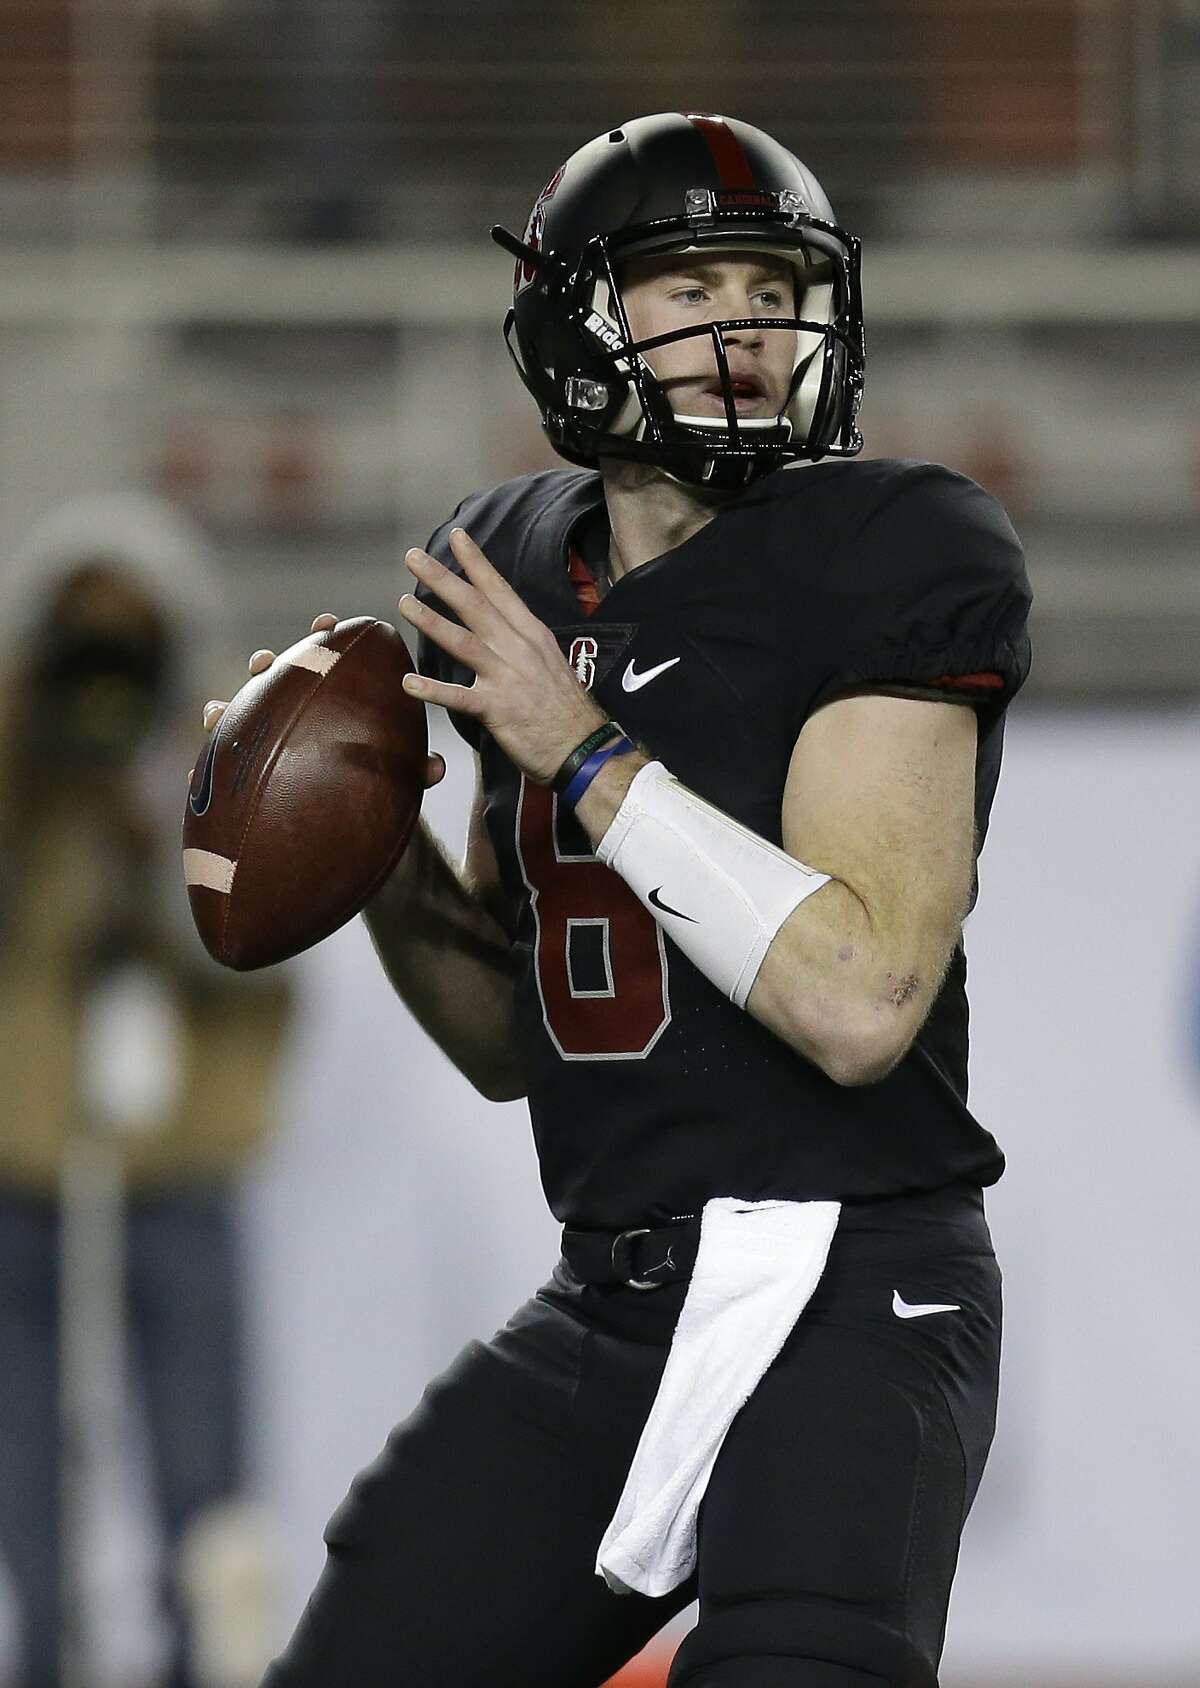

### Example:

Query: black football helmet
xmin=492 ymin=112 xmax=865 ymax=490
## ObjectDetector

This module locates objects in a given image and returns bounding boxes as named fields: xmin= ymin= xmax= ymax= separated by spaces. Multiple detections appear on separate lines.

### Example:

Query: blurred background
xmin=0 ymin=1 xmax=1197 ymax=1684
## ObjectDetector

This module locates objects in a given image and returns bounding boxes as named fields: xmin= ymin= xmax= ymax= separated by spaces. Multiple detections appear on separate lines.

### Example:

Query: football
xmin=182 ymin=617 xmax=427 ymax=970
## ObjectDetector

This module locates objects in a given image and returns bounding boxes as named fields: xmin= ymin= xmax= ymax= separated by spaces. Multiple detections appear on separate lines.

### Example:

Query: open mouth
xmin=697 ymin=373 xmax=774 ymax=415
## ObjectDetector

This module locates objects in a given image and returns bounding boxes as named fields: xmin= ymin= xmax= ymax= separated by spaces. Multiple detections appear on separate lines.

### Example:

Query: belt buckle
xmin=610 ymin=1226 xmax=661 ymax=1291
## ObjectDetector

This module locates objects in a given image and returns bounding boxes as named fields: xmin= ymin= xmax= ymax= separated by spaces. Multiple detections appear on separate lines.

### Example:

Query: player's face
xmin=618 ymin=251 xmax=797 ymax=421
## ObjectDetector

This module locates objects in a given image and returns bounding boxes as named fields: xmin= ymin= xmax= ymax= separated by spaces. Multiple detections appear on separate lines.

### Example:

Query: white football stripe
xmin=183 ymin=848 xmax=237 ymax=894
xmin=275 ymin=635 xmax=340 ymax=676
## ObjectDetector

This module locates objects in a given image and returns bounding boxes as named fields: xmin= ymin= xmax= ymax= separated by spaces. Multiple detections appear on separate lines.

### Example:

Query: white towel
xmin=595 ymin=1195 xmax=841 ymax=1598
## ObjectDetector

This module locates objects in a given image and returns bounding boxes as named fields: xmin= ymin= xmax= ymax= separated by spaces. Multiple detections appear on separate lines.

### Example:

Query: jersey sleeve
xmin=806 ymin=464 xmax=1032 ymax=730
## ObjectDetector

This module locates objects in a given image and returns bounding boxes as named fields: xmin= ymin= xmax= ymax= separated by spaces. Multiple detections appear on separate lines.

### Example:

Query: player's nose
xmin=717 ymin=301 xmax=766 ymax=346
xmin=718 ymin=322 xmax=766 ymax=357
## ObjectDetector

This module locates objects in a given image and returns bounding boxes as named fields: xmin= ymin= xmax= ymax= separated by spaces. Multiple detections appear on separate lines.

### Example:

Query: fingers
xmin=197 ymin=613 xmax=338 ymax=750
xmin=446 ymin=526 xmax=505 ymax=590
xmin=445 ymin=528 xmax=561 ymax=655
xmin=446 ymin=527 xmax=535 ymax=623
xmin=401 ymin=670 xmax=483 ymax=716
xmin=424 ymin=753 xmax=446 ymax=789
xmin=404 ymin=546 xmax=500 ymax=639
xmin=199 ymin=644 xmax=274 ymax=732
xmin=397 ymin=594 xmax=491 ymax=676
xmin=406 ymin=530 xmax=546 ymax=643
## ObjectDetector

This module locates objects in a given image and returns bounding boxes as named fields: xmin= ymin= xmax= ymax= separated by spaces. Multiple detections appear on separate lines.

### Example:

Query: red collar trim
xmin=567 ymin=547 xmax=602 ymax=618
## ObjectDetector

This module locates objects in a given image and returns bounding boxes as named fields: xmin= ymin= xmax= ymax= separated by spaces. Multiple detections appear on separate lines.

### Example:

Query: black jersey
xmin=416 ymin=458 xmax=1032 ymax=1229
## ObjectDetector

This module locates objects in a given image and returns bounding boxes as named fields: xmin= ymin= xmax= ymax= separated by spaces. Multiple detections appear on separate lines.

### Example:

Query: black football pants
xmin=261 ymin=1185 xmax=1000 ymax=1688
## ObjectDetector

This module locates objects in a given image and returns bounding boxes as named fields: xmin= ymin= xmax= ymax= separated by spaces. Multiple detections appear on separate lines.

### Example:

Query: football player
xmin=242 ymin=113 xmax=1031 ymax=1687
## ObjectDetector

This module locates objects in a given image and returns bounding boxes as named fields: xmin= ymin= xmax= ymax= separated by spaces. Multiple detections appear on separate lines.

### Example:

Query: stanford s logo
xmin=516 ymin=164 xmax=566 ymax=294
xmin=569 ymin=635 xmax=599 ymax=690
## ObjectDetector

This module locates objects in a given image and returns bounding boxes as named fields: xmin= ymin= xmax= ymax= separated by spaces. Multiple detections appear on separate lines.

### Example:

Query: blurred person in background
xmin=0 ymin=495 xmax=293 ymax=1688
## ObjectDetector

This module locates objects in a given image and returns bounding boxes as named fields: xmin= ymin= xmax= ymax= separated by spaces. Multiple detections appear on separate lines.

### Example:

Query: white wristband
xmin=596 ymin=761 xmax=832 ymax=1008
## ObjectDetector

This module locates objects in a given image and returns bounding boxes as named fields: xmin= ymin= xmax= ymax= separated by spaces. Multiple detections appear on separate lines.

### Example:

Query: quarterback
xmin=248 ymin=114 xmax=1031 ymax=1687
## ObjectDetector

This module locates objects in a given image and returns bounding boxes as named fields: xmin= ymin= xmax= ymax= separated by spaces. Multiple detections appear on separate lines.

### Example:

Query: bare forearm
xmin=575 ymin=750 xmax=937 ymax=1085
xmin=744 ymin=881 xmax=932 ymax=1083
xmin=362 ymin=821 xmax=526 ymax=1100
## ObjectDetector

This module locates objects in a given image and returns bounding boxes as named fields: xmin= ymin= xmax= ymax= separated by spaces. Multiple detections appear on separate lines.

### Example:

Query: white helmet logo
xmin=585 ymin=311 xmax=624 ymax=352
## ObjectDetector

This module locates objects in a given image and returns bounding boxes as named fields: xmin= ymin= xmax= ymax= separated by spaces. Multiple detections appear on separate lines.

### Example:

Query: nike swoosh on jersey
xmin=647 ymin=886 xmax=697 ymax=923
xmin=892 ymin=1291 xmax=961 ymax=1320
xmin=622 ymin=656 xmax=681 ymax=692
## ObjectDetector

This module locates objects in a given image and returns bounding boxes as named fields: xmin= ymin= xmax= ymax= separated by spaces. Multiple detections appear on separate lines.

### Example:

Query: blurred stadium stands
xmin=4 ymin=0 xmax=1198 ymax=240
xmin=1 ymin=1 xmax=1197 ymax=703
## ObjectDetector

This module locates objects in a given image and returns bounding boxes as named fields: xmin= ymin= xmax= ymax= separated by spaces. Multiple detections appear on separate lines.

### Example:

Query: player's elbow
xmin=823 ymin=1039 xmax=904 ymax=1087
xmin=823 ymin=946 xmax=946 ymax=1085
xmin=818 ymin=1015 xmax=913 ymax=1088
xmin=764 ymin=990 xmax=903 ymax=1087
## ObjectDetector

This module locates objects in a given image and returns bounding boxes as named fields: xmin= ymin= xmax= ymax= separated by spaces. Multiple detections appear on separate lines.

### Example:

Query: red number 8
xmin=515 ymin=777 xmax=670 ymax=1059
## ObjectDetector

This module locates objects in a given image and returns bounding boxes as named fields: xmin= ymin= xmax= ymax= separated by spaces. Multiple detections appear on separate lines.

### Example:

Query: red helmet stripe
xmin=684 ymin=113 xmax=756 ymax=191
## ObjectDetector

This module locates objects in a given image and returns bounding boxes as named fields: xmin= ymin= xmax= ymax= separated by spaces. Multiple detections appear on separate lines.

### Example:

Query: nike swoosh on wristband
xmin=648 ymin=886 xmax=697 ymax=923
xmin=622 ymin=656 xmax=681 ymax=692
xmin=892 ymin=1291 xmax=961 ymax=1320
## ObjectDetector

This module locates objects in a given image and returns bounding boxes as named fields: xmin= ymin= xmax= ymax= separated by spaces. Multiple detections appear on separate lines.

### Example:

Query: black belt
xmin=561 ymin=1215 xmax=700 ymax=1290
